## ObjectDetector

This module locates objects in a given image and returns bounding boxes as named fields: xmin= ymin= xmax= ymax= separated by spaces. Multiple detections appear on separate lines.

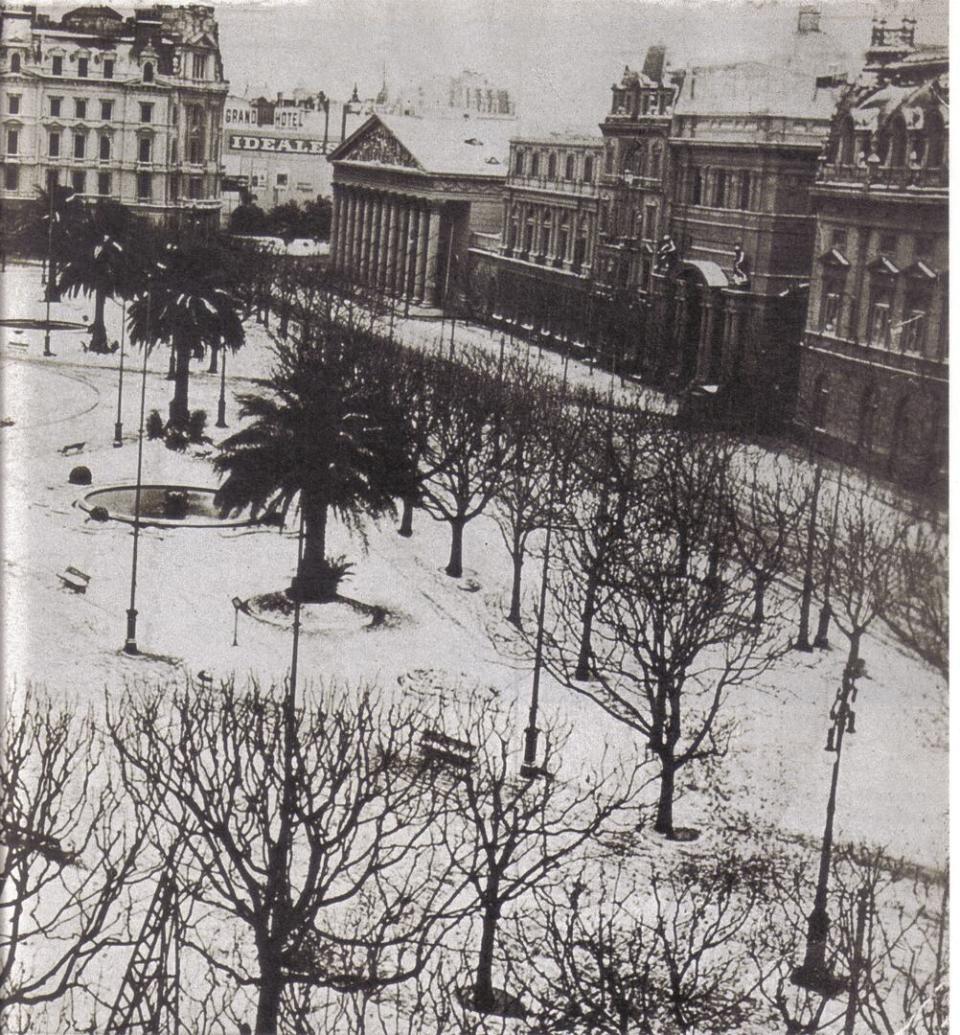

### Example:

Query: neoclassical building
xmin=0 ymin=3 xmax=228 ymax=228
xmin=796 ymin=20 xmax=948 ymax=494
xmin=328 ymin=113 xmax=512 ymax=310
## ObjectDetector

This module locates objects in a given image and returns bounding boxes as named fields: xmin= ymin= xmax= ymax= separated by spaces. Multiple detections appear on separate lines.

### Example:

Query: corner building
xmin=796 ymin=21 xmax=948 ymax=495
xmin=0 ymin=4 xmax=228 ymax=228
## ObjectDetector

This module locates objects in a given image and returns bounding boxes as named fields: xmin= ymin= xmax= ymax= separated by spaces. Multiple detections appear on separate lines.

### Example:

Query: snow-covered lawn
xmin=1 ymin=261 xmax=947 ymax=878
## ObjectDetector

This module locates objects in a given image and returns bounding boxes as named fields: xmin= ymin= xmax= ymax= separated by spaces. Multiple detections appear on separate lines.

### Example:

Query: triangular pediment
xmin=330 ymin=116 xmax=422 ymax=171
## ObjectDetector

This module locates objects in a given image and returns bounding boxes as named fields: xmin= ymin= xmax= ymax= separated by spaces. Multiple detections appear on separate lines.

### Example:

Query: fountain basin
xmin=79 ymin=485 xmax=253 ymax=529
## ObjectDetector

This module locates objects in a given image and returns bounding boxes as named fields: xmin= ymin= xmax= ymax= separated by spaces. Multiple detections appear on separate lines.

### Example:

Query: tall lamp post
xmin=520 ymin=353 xmax=570 ymax=780
xmin=42 ymin=185 xmax=57 ymax=357
xmin=216 ymin=346 xmax=228 ymax=428
xmin=814 ymin=467 xmax=844 ymax=649
xmin=114 ymin=297 xmax=127 ymax=446
xmin=791 ymin=664 xmax=859 ymax=997
xmin=123 ymin=288 xmax=152 ymax=655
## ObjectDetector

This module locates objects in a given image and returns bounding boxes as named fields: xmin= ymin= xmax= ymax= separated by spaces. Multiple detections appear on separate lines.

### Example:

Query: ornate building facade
xmin=0 ymin=3 xmax=228 ymax=227
xmin=466 ymin=132 xmax=601 ymax=344
xmin=328 ymin=113 xmax=511 ymax=310
xmin=796 ymin=20 xmax=948 ymax=494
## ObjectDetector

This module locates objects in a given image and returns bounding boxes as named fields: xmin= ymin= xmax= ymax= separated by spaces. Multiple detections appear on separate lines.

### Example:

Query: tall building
xmin=795 ymin=17 xmax=948 ymax=494
xmin=0 ymin=3 xmax=228 ymax=227
xmin=372 ymin=69 xmax=516 ymax=121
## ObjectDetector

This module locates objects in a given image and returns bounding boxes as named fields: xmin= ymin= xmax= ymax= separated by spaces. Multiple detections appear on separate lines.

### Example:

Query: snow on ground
xmin=0 ymin=261 xmax=948 ymax=872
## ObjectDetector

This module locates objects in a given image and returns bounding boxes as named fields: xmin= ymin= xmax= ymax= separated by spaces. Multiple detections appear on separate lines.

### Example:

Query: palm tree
xmin=58 ymin=200 xmax=143 ymax=352
xmin=127 ymin=241 xmax=244 ymax=426
xmin=213 ymin=329 xmax=416 ymax=602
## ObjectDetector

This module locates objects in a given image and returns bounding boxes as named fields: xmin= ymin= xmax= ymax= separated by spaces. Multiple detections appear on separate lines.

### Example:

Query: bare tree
xmin=544 ymin=431 xmax=785 ymax=839
xmin=889 ymin=525 xmax=948 ymax=680
xmin=433 ymin=700 xmax=644 ymax=1018
xmin=108 ymin=679 xmax=468 ymax=1035
xmin=419 ymin=348 xmax=509 ymax=578
xmin=516 ymin=851 xmax=778 ymax=1033
xmin=1 ymin=689 xmax=146 ymax=1020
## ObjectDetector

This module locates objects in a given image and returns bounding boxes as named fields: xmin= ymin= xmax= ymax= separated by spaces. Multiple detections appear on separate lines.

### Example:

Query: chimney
xmin=797 ymin=4 xmax=821 ymax=35
xmin=642 ymin=44 xmax=667 ymax=83
xmin=900 ymin=16 xmax=917 ymax=48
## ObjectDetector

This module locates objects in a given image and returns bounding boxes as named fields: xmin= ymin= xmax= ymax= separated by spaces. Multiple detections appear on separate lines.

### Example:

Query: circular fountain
xmin=79 ymin=485 xmax=253 ymax=529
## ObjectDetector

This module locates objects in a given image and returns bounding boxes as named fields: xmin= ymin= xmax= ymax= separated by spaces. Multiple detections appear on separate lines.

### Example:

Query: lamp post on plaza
xmin=520 ymin=352 xmax=570 ymax=780
xmin=123 ymin=287 xmax=151 ymax=655
xmin=216 ymin=345 xmax=228 ymax=428
xmin=813 ymin=466 xmax=844 ymax=649
xmin=114 ymin=298 xmax=127 ymax=446
xmin=791 ymin=664 xmax=859 ymax=998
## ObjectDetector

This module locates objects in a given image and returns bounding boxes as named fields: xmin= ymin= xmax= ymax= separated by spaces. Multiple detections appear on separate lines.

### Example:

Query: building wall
xmin=0 ymin=4 xmax=227 ymax=225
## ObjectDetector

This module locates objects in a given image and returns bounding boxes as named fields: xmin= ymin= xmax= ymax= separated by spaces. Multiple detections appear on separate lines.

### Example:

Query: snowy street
xmin=1 ymin=261 xmax=947 ymax=872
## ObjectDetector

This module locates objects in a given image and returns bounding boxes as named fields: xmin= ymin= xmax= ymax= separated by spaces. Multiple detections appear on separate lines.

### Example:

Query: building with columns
xmin=795 ymin=21 xmax=948 ymax=495
xmin=328 ymin=113 xmax=512 ymax=310
xmin=466 ymin=132 xmax=601 ymax=344
xmin=0 ymin=3 xmax=228 ymax=228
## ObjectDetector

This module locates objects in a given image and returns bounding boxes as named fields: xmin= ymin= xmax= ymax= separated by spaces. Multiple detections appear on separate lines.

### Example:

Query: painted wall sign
xmin=228 ymin=134 xmax=326 ymax=155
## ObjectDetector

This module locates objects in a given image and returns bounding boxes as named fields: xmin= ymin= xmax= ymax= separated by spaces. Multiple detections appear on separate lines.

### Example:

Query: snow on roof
xmin=373 ymin=114 xmax=515 ymax=177
xmin=675 ymin=60 xmax=839 ymax=119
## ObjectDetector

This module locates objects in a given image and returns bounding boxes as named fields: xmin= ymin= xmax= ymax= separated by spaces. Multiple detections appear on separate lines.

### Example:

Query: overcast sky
xmin=213 ymin=0 xmax=947 ymax=127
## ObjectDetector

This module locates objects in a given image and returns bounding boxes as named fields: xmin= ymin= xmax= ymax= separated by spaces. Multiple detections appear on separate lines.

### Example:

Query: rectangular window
xmin=644 ymin=202 xmax=657 ymax=240
xmin=4 ymin=165 xmax=19 ymax=191
xmin=49 ymin=131 xmax=61 ymax=157
xmin=275 ymin=172 xmax=288 ymax=187
xmin=138 ymin=136 xmax=152 ymax=163
xmin=188 ymin=175 xmax=203 ymax=199
xmin=103 ymin=59 xmax=114 ymax=80
xmin=99 ymin=134 xmax=110 ymax=160
xmin=192 ymin=53 xmax=208 ymax=79
xmin=100 ymin=100 xmax=113 ymax=120
xmin=8 ymin=94 xmax=20 ymax=114
xmin=820 ymin=289 xmax=841 ymax=334
xmin=73 ymin=132 xmax=86 ymax=159
xmin=900 ymin=284 xmax=932 ymax=354
xmin=140 ymin=102 xmax=153 ymax=124
xmin=831 ymin=228 xmax=848 ymax=252
xmin=137 ymin=171 xmax=151 ymax=199
xmin=879 ymin=232 xmax=897 ymax=255
xmin=78 ymin=57 xmax=88 ymax=78
xmin=52 ymin=55 xmax=63 ymax=76
xmin=868 ymin=290 xmax=892 ymax=348
xmin=583 ymin=156 xmax=594 ymax=181
xmin=71 ymin=169 xmax=86 ymax=193
xmin=97 ymin=171 xmax=111 ymax=195
xmin=75 ymin=98 xmax=86 ymax=119
xmin=6 ymin=129 xmax=18 ymax=155
xmin=50 ymin=96 xmax=62 ymax=117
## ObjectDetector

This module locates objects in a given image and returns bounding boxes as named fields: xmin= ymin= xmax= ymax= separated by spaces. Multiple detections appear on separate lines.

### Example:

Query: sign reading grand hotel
xmin=228 ymin=133 xmax=326 ymax=155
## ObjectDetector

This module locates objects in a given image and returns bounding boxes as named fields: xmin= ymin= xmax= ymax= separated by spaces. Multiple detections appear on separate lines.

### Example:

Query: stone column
xmin=695 ymin=298 xmax=717 ymax=381
xmin=330 ymin=185 xmax=342 ymax=272
xmin=424 ymin=204 xmax=442 ymax=307
xmin=367 ymin=194 xmax=381 ymax=287
xmin=394 ymin=204 xmax=410 ymax=295
xmin=377 ymin=195 xmax=391 ymax=292
xmin=359 ymin=194 xmax=372 ymax=284
xmin=414 ymin=207 xmax=428 ymax=302
xmin=402 ymin=203 xmax=417 ymax=299
xmin=385 ymin=200 xmax=399 ymax=296
xmin=345 ymin=190 xmax=359 ymax=276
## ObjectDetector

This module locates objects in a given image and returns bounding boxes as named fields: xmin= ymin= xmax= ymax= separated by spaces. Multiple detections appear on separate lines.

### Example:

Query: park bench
xmin=59 ymin=441 xmax=86 ymax=456
xmin=420 ymin=729 xmax=476 ymax=770
xmin=58 ymin=566 xmax=91 ymax=593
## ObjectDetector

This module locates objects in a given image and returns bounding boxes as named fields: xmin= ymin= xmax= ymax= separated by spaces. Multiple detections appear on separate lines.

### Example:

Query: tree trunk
xmin=168 ymin=340 xmax=191 ymax=426
xmin=167 ymin=343 xmax=177 ymax=380
xmin=46 ymin=257 xmax=61 ymax=302
xmin=291 ymin=499 xmax=332 ymax=602
xmin=474 ymin=894 xmax=500 ymax=1013
xmin=654 ymin=757 xmax=676 ymax=838
xmin=398 ymin=495 xmax=414 ymax=537
xmin=445 ymin=515 xmax=465 ymax=578
xmin=507 ymin=550 xmax=524 ymax=628
xmin=752 ymin=575 xmax=765 ymax=625
xmin=574 ymin=570 xmax=599 ymax=681
xmin=208 ymin=344 xmax=219 ymax=374
xmin=254 ymin=957 xmax=284 ymax=1035
xmin=89 ymin=288 xmax=109 ymax=352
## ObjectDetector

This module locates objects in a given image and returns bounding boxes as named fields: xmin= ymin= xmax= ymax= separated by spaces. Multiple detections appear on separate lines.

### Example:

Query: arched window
xmin=514 ymin=148 xmax=524 ymax=175
xmin=143 ymin=62 xmax=154 ymax=83
xmin=649 ymin=143 xmax=662 ymax=178
xmin=714 ymin=169 xmax=727 ymax=207
xmin=739 ymin=171 xmax=751 ymax=210
xmin=564 ymin=153 xmax=574 ymax=180
xmin=691 ymin=168 xmax=703 ymax=205
xmin=604 ymin=144 xmax=614 ymax=175
xmin=888 ymin=394 xmax=914 ymax=475
xmin=888 ymin=114 xmax=907 ymax=167
xmin=856 ymin=384 xmax=878 ymax=457
xmin=547 ymin=152 xmax=557 ymax=179
xmin=837 ymin=115 xmax=855 ymax=165
xmin=530 ymin=151 xmax=540 ymax=177
xmin=10 ymin=52 xmax=21 ymax=73
xmin=583 ymin=155 xmax=594 ymax=181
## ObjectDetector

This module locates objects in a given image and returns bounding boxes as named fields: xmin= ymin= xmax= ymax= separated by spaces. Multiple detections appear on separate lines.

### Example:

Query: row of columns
xmin=505 ymin=198 xmax=590 ymax=269
xmin=331 ymin=183 xmax=443 ymax=307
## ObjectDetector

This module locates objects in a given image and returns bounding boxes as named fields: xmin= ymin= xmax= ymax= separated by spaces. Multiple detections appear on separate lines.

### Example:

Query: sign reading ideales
xmin=228 ymin=134 xmax=326 ymax=155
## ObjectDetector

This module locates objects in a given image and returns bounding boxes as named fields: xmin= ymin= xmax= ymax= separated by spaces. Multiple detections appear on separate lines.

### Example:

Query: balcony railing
xmin=818 ymin=162 xmax=948 ymax=191
xmin=508 ymin=174 xmax=598 ymax=196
